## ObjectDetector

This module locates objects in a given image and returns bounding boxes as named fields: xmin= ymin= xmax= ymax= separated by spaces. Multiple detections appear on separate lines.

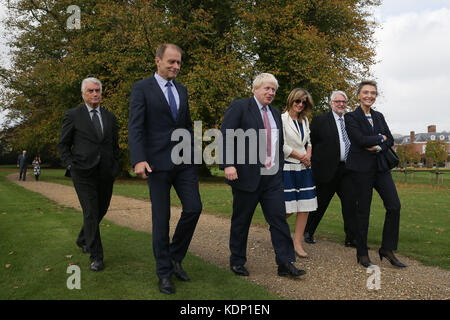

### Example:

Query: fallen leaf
xmin=8 ymin=251 xmax=14 ymax=255
xmin=44 ymin=267 xmax=52 ymax=272
xmin=5 ymin=264 xmax=11 ymax=268
xmin=65 ymin=255 xmax=73 ymax=259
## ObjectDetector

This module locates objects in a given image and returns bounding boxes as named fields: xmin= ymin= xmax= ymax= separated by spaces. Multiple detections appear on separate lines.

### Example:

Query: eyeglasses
xmin=294 ymin=99 xmax=307 ymax=105
xmin=332 ymin=100 xmax=347 ymax=104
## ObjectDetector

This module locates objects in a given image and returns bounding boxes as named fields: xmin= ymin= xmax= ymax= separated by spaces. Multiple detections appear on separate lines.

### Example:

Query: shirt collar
xmin=332 ymin=110 xmax=344 ymax=121
xmin=154 ymin=72 xmax=173 ymax=87
xmin=253 ymin=96 xmax=268 ymax=111
xmin=85 ymin=104 xmax=101 ymax=113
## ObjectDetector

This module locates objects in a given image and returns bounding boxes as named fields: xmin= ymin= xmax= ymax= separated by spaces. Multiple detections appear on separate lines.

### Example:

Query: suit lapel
xmin=173 ymin=80 xmax=186 ymax=123
xmin=356 ymin=106 xmax=374 ymax=134
xmin=149 ymin=76 xmax=175 ymax=122
xmin=327 ymin=111 xmax=340 ymax=147
xmin=249 ymin=98 xmax=265 ymax=129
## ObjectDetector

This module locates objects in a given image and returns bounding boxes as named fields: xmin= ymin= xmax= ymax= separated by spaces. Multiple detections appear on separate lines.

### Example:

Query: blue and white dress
xmin=281 ymin=113 xmax=318 ymax=214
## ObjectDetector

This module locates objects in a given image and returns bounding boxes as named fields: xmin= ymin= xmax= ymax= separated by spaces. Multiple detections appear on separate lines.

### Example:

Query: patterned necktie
xmin=262 ymin=106 xmax=272 ymax=168
xmin=166 ymin=82 xmax=178 ymax=120
xmin=91 ymin=109 xmax=103 ymax=139
xmin=338 ymin=117 xmax=350 ymax=161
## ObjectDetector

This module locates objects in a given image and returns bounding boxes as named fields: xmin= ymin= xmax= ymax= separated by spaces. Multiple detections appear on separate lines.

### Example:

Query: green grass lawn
xmin=34 ymin=167 xmax=450 ymax=270
xmin=0 ymin=169 xmax=278 ymax=300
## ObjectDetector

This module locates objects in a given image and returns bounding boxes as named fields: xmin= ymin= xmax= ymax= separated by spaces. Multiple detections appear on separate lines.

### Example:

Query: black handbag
xmin=377 ymin=147 xmax=399 ymax=172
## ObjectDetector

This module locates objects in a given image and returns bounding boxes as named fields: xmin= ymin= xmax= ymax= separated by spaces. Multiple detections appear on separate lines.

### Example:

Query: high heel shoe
xmin=357 ymin=255 xmax=372 ymax=268
xmin=379 ymin=248 xmax=407 ymax=268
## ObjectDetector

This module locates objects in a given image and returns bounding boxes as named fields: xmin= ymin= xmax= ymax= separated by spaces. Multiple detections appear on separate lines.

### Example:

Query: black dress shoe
xmin=379 ymin=248 xmax=407 ymax=268
xmin=171 ymin=260 xmax=190 ymax=281
xmin=230 ymin=265 xmax=249 ymax=276
xmin=304 ymin=232 xmax=316 ymax=244
xmin=159 ymin=277 xmax=175 ymax=295
xmin=356 ymin=255 xmax=372 ymax=268
xmin=277 ymin=262 xmax=306 ymax=278
xmin=90 ymin=260 xmax=104 ymax=271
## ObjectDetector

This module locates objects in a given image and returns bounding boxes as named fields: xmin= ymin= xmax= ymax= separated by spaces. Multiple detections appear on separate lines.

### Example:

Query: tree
xmin=425 ymin=140 xmax=447 ymax=183
xmin=0 ymin=0 xmax=381 ymax=174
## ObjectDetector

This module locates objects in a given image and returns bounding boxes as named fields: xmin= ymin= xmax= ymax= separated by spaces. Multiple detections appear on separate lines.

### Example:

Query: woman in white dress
xmin=282 ymin=88 xmax=318 ymax=257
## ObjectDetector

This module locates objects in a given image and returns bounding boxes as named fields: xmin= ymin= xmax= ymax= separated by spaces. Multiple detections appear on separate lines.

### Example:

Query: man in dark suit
xmin=128 ymin=43 xmax=202 ymax=295
xmin=304 ymin=91 xmax=357 ymax=247
xmin=17 ymin=150 xmax=28 ymax=181
xmin=58 ymin=77 xmax=119 ymax=272
xmin=220 ymin=73 xmax=305 ymax=278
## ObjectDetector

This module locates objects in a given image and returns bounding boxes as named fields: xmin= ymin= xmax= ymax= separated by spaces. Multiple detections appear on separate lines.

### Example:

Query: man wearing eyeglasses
xmin=304 ymin=91 xmax=358 ymax=248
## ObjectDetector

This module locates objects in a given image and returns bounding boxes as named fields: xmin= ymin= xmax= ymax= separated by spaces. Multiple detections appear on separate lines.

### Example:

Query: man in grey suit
xmin=17 ymin=150 xmax=28 ymax=181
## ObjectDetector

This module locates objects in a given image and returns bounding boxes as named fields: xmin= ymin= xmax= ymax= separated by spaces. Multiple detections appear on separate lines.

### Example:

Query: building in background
xmin=393 ymin=125 xmax=450 ymax=168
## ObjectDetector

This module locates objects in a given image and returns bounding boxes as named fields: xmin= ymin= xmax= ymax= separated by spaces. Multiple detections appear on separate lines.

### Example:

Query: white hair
xmin=330 ymin=90 xmax=348 ymax=102
xmin=81 ymin=77 xmax=102 ymax=93
xmin=252 ymin=73 xmax=279 ymax=91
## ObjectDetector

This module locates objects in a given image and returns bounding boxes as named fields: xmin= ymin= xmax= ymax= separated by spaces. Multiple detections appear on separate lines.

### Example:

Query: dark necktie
xmin=166 ymin=82 xmax=178 ymax=120
xmin=91 ymin=109 xmax=103 ymax=139
xmin=338 ymin=117 xmax=350 ymax=161
xmin=262 ymin=106 xmax=272 ymax=168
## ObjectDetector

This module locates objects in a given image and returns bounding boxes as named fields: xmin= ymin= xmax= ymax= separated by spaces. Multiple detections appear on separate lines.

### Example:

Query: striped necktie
xmin=338 ymin=117 xmax=350 ymax=161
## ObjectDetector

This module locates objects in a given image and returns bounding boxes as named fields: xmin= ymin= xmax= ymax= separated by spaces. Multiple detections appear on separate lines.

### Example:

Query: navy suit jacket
xmin=345 ymin=106 xmax=394 ymax=173
xmin=128 ymin=76 xmax=194 ymax=171
xmin=220 ymin=97 xmax=284 ymax=192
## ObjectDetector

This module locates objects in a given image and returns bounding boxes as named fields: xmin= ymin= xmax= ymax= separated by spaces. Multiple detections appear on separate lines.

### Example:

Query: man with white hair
xmin=58 ymin=77 xmax=120 ymax=272
xmin=220 ymin=73 xmax=305 ymax=278
xmin=304 ymin=90 xmax=358 ymax=247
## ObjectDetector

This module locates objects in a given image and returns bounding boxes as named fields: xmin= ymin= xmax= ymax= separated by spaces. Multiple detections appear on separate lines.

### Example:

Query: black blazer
xmin=345 ymin=106 xmax=394 ymax=173
xmin=58 ymin=104 xmax=120 ymax=178
xmin=220 ymin=97 xmax=284 ymax=192
xmin=310 ymin=111 xmax=342 ymax=184
xmin=128 ymin=76 xmax=193 ymax=171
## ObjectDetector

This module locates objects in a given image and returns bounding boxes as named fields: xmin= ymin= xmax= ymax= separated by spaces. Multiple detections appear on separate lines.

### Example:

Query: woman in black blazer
xmin=345 ymin=80 xmax=406 ymax=268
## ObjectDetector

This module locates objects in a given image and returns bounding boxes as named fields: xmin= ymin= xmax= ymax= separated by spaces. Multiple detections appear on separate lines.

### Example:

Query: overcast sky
xmin=1 ymin=1 xmax=450 ymax=135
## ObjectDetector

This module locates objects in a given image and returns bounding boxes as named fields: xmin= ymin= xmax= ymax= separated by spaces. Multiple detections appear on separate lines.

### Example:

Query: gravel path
xmin=9 ymin=174 xmax=449 ymax=300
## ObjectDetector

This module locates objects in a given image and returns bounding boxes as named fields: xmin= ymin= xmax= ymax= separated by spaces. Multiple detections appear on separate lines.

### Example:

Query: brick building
xmin=393 ymin=125 xmax=450 ymax=167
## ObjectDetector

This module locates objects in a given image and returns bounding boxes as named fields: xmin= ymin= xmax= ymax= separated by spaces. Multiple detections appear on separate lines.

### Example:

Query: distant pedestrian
xmin=17 ymin=150 xmax=28 ymax=181
xmin=32 ymin=156 xmax=41 ymax=181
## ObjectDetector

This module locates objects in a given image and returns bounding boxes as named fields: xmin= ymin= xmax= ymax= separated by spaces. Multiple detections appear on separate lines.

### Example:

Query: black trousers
xmin=351 ymin=170 xmax=401 ymax=256
xmin=19 ymin=166 xmax=27 ymax=180
xmin=72 ymin=166 xmax=114 ymax=262
xmin=147 ymin=165 xmax=202 ymax=279
xmin=229 ymin=174 xmax=295 ymax=266
xmin=305 ymin=162 xmax=357 ymax=241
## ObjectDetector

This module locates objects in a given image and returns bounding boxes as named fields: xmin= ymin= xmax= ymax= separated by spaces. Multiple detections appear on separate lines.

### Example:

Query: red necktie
xmin=262 ymin=106 xmax=272 ymax=168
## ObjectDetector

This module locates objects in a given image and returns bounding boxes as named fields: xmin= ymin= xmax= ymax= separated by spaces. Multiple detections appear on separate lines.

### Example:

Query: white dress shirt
xmin=154 ymin=72 xmax=180 ymax=111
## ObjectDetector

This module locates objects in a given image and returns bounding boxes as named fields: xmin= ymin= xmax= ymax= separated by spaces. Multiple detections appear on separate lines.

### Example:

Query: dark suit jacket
xmin=310 ymin=111 xmax=343 ymax=184
xmin=128 ymin=76 xmax=193 ymax=171
xmin=58 ymin=104 xmax=120 ymax=178
xmin=345 ymin=106 xmax=394 ymax=173
xmin=17 ymin=154 xmax=28 ymax=168
xmin=220 ymin=97 xmax=284 ymax=192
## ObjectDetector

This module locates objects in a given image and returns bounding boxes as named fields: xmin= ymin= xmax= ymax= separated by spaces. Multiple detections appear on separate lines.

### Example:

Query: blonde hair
xmin=284 ymin=88 xmax=314 ymax=118
xmin=252 ymin=73 xmax=279 ymax=91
